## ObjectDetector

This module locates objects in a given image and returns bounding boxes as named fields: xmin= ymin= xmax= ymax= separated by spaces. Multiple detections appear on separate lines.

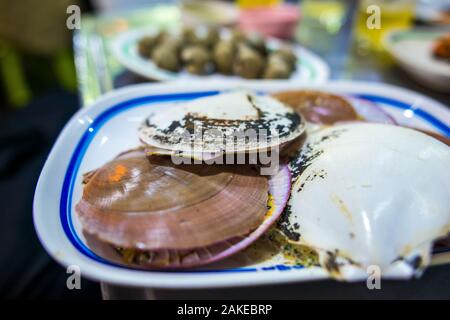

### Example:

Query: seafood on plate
xmin=433 ymin=33 xmax=450 ymax=62
xmin=139 ymin=90 xmax=306 ymax=158
xmin=75 ymin=88 xmax=449 ymax=279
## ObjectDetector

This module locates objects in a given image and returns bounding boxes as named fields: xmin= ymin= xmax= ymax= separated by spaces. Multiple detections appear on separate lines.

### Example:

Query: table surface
xmin=74 ymin=4 xmax=450 ymax=299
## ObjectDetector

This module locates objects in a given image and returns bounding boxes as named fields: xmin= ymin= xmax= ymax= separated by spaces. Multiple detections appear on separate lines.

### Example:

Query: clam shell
xmin=283 ymin=123 xmax=450 ymax=280
xmin=83 ymin=163 xmax=291 ymax=269
xmin=272 ymin=90 xmax=358 ymax=125
xmin=139 ymin=90 xmax=305 ymax=154
xmin=76 ymin=149 xmax=269 ymax=251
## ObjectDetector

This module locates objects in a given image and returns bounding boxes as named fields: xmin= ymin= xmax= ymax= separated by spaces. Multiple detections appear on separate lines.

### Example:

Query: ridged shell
xmin=83 ymin=163 xmax=291 ymax=269
xmin=84 ymin=165 xmax=291 ymax=269
xmin=76 ymin=149 xmax=269 ymax=251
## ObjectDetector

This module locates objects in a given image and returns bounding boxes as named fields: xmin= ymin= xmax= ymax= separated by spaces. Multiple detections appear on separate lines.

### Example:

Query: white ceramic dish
xmin=34 ymin=81 xmax=450 ymax=288
xmin=385 ymin=28 xmax=450 ymax=92
xmin=111 ymin=27 xmax=330 ymax=84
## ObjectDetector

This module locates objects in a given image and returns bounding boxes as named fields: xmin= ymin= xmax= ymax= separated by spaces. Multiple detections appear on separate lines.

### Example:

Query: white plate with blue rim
xmin=111 ymin=27 xmax=330 ymax=84
xmin=34 ymin=81 xmax=450 ymax=288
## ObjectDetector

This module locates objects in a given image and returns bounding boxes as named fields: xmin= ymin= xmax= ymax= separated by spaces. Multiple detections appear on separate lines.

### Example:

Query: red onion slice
xmin=346 ymin=96 xmax=397 ymax=125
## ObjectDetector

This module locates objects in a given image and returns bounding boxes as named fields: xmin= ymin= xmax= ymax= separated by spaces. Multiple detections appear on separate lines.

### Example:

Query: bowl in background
xmin=238 ymin=4 xmax=300 ymax=39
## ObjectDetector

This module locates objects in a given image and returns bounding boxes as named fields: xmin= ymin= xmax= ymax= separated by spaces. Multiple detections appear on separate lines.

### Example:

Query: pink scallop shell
xmin=85 ymin=164 xmax=291 ymax=269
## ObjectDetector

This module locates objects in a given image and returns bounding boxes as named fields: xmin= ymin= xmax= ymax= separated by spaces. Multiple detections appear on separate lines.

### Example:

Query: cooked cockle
xmin=204 ymin=27 xmax=220 ymax=48
xmin=272 ymin=90 xmax=358 ymax=125
xmin=263 ymin=54 xmax=291 ymax=79
xmin=181 ymin=45 xmax=211 ymax=75
xmin=213 ymin=39 xmax=235 ymax=74
xmin=159 ymin=35 xmax=183 ymax=53
xmin=245 ymin=32 xmax=267 ymax=56
xmin=154 ymin=31 xmax=168 ymax=44
xmin=181 ymin=44 xmax=210 ymax=64
xmin=136 ymin=27 xmax=296 ymax=79
xmin=230 ymin=28 xmax=246 ymax=45
xmin=233 ymin=44 xmax=265 ymax=79
xmin=181 ymin=26 xmax=219 ymax=48
xmin=182 ymin=26 xmax=207 ymax=47
xmin=151 ymin=42 xmax=180 ymax=72
xmin=185 ymin=64 xmax=204 ymax=75
xmin=273 ymin=46 xmax=297 ymax=70
xmin=139 ymin=90 xmax=305 ymax=154
xmin=77 ymin=149 xmax=291 ymax=268
xmin=181 ymin=26 xmax=196 ymax=45
xmin=138 ymin=32 xmax=168 ymax=58
xmin=282 ymin=123 xmax=450 ymax=280
xmin=137 ymin=35 xmax=158 ymax=58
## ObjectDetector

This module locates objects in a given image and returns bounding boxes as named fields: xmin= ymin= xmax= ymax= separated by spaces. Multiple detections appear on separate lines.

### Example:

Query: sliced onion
xmin=346 ymin=96 xmax=397 ymax=125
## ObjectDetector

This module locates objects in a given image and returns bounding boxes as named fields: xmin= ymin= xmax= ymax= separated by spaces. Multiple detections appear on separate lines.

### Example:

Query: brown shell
xmin=76 ymin=149 xmax=268 ymax=250
xmin=272 ymin=90 xmax=358 ymax=125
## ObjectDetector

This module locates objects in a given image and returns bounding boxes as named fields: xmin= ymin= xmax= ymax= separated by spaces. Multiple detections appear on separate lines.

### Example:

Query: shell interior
xmin=282 ymin=123 xmax=450 ymax=280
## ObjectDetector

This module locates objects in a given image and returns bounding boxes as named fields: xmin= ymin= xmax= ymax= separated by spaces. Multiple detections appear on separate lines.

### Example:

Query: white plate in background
xmin=34 ymin=81 xmax=450 ymax=289
xmin=385 ymin=28 xmax=450 ymax=92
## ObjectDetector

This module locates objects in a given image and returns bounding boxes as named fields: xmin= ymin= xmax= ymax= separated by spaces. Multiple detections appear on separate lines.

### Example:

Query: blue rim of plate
xmin=60 ymin=90 xmax=450 ymax=272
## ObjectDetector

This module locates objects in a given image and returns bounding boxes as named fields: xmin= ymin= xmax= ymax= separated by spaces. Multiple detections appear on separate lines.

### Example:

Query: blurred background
xmin=1 ymin=0 xmax=450 ymax=299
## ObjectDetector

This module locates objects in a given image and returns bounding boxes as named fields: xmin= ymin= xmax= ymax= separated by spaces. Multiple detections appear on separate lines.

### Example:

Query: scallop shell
xmin=76 ymin=149 xmax=269 ymax=251
xmin=282 ymin=123 xmax=450 ymax=280
xmin=272 ymin=90 xmax=358 ymax=125
xmin=139 ymin=90 xmax=305 ymax=154
xmin=83 ymin=163 xmax=291 ymax=269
